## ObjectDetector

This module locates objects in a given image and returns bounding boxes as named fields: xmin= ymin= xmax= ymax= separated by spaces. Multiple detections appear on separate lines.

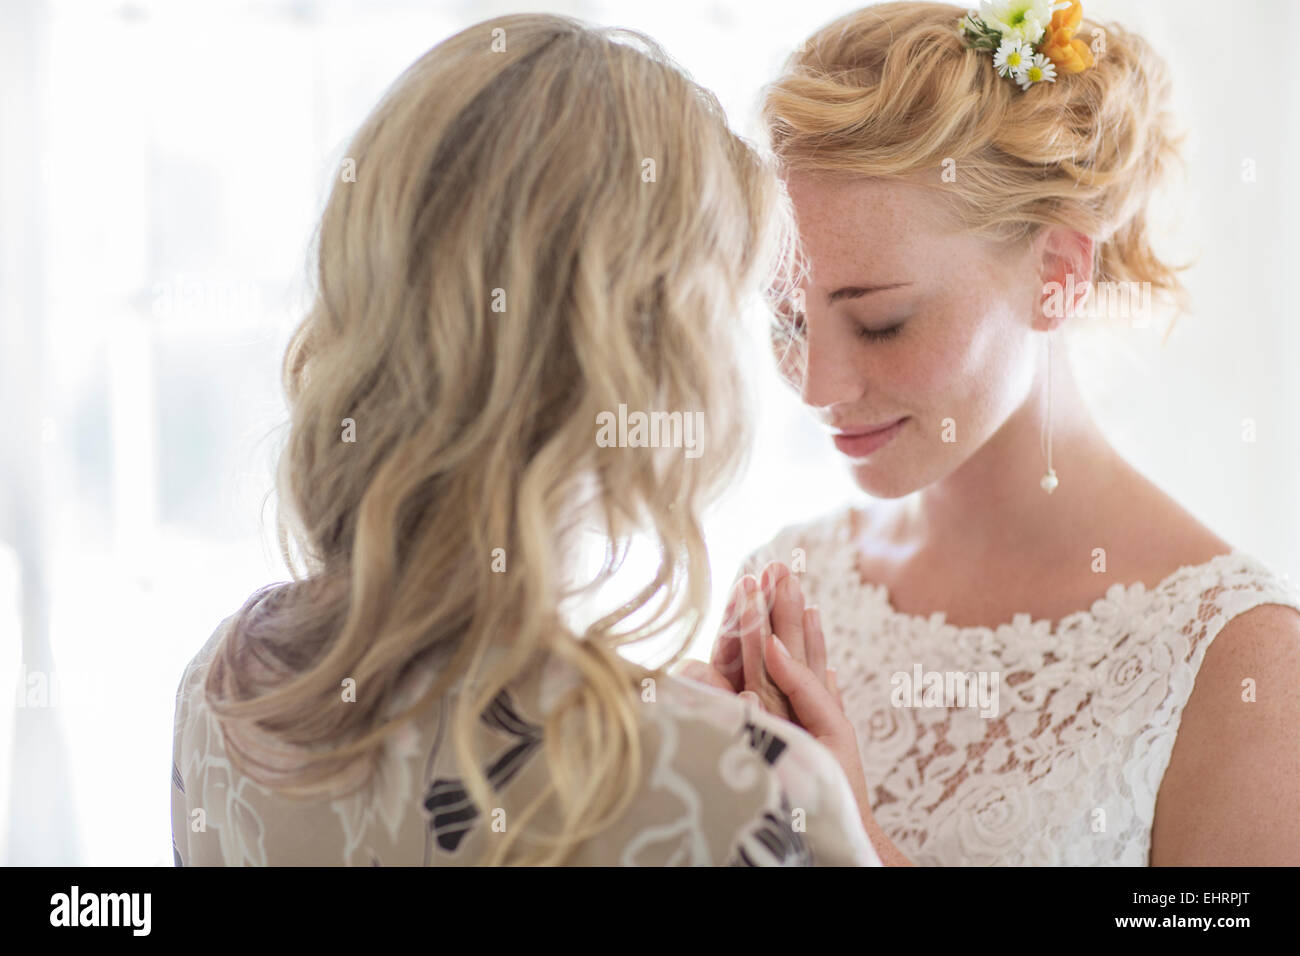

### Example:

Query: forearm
xmin=861 ymin=811 xmax=915 ymax=867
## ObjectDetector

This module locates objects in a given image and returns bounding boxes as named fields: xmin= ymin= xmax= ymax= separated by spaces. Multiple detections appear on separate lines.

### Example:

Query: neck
xmin=909 ymin=337 xmax=1126 ymax=562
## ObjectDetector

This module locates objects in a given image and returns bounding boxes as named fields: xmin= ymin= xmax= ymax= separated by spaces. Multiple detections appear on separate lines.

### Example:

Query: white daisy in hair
xmin=992 ymin=37 xmax=1033 ymax=79
xmin=1016 ymin=52 xmax=1058 ymax=89
xmin=977 ymin=0 xmax=1059 ymax=45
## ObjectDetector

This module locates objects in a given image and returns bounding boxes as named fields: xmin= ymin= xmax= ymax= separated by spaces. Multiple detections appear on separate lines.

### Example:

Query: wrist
xmin=859 ymin=812 xmax=913 ymax=867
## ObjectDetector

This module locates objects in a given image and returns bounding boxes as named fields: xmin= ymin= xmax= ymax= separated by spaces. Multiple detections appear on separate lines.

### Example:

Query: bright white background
xmin=1 ymin=0 xmax=1296 ymax=865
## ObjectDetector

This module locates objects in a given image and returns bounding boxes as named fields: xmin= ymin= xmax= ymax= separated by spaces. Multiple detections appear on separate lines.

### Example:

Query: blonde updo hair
xmin=203 ymin=13 xmax=794 ymax=864
xmin=762 ymin=1 xmax=1188 ymax=325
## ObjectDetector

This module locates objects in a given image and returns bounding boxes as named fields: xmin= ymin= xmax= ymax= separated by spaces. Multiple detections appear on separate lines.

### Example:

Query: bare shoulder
xmin=1150 ymin=601 xmax=1300 ymax=864
xmin=1105 ymin=463 xmax=1236 ymax=585
xmin=1108 ymin=461 xmax=1300 ymax=863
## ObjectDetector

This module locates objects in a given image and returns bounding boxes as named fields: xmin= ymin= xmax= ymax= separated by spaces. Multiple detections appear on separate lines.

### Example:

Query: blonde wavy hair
xmin=202 ymin=13 xmax=795 ymax=864
xmin=762 ymin=1 xmax=1188 ymax=329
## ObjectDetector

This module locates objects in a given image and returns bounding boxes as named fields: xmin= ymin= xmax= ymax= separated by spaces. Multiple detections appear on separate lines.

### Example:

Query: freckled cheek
xmin=891 ymin=321 xmax=976 ymax=413
xmin=920 ymin=301 xmax=1025 ymax=417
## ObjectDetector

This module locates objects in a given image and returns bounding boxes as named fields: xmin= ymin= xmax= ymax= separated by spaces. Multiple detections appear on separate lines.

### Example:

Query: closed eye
xmin=855 ymin=323 xmax=903 ymax=343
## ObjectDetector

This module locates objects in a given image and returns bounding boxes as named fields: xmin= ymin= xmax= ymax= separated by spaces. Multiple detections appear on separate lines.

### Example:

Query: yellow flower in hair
xmin=1040 ymin=0 xmax=1095 ymax=74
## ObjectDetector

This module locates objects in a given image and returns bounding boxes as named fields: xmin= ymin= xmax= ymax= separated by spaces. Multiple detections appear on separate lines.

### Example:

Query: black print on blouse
xmin=740 ymin=718 xmax=789 ymax=765
xmin=422 ymin=690 xmax=542 ymax=854
xmin=729 ymin=795 xmax=813 ymax=866
xmin=727 ymin=720 xmax=813 ymax=865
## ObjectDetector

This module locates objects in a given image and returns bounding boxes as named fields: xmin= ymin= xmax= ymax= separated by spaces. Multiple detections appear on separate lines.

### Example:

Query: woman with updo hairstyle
xmin=692 ymin=2 xmax=1300 ymax=866
xmin=171 ymin=13 xmax=883 ymax=867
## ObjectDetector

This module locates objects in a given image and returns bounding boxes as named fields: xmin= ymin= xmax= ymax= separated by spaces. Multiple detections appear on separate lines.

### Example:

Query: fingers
xmin=758 ymin=563 xmax=796 ymax=645
xmin=759 ymin=561 xmax=812 ymax=671
xmin=827 ymin=668 xmax=846 ymax=714
xmin=738 ymin=578 xmax=792 ymax=719
xmin=770 ymin=573 xmax=807 ymax=664
xmin=675 ymin=660 xmax=739 ymax=695
xmin=804 ymin=606 xmax=828 ymax=689
xmin=711 ymin=635 xmax=743 ymax=691
xmin=711 ymin=576 xmax=754 ymax=692
xmin=738 ymin=578 xmax=767 ymax=694
xmin=762 ymin=631 xmax=845 ymax=740
xmin=758 ymin=561 xmax=791 ymax=609
xmin=712 ymin=641 xmax=744 ymax=693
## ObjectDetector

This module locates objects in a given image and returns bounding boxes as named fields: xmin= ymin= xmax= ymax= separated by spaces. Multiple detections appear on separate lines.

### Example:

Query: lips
xmin=831 ymin=416 xmax=908 ymax=459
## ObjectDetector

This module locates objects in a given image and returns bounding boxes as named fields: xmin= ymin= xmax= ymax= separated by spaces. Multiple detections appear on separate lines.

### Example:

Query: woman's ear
xmin=1034 ymin=227 xmax=1095 ymax=331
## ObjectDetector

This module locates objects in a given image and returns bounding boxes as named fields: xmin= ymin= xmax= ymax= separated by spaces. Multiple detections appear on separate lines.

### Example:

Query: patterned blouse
xmin=171 ymin=613 xmax=882 ymax=866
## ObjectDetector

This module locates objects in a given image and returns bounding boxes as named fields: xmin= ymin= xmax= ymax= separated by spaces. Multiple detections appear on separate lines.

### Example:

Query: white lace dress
xmin=742 ymin=505 xmax=1300 ymax=866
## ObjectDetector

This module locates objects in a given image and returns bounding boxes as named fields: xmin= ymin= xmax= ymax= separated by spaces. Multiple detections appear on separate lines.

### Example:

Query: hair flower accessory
xmin=1039 ymin=0 xmax=1096 ymax=74
xmin=960 ymin=0 xmax=1095 ymax=89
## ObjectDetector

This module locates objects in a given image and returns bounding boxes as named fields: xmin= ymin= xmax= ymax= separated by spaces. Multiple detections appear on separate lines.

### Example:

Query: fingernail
xmin=772 ymin=635 xmax=791 ymax=658
xmin=807 ymin=606 xmax=820 ymax=631
xmin=786 ymin=575 xmax=801 ymax=601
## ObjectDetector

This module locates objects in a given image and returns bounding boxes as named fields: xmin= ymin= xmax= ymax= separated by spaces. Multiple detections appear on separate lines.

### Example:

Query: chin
xmin=849 ymin=444 xmax=963 ymax=499
xmin=849 ymin=462 xmax=919 ymax=500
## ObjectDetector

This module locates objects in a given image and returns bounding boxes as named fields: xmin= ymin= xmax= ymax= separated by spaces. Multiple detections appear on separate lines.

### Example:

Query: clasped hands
xmin=677 ymin=561 xmax=874 ymax=830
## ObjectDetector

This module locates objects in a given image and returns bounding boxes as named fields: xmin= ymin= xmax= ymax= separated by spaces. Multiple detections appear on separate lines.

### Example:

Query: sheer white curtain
xmin=1 ymin=0 xmax=1296 ymax=865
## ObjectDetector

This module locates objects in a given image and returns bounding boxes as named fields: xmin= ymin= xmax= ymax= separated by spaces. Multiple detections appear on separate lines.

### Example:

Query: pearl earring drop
xmin=1040 ymin=333 xmax=1058 ymax=494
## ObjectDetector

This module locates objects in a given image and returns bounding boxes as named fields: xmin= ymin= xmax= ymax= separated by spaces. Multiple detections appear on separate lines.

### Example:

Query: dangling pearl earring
xmin=1040 ymin=333 xmax=1059 ymax=494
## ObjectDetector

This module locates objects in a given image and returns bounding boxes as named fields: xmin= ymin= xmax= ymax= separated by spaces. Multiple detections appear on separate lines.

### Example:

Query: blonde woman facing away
xmin=688 ymin=1 xmax=1300 ymax=866
xmin=170 ymin=14 xmax=882 ymax=867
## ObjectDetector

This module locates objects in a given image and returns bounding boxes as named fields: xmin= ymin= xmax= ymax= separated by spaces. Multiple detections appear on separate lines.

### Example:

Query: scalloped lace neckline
xmin=856 ymin=548 xmax=1253 ymax=640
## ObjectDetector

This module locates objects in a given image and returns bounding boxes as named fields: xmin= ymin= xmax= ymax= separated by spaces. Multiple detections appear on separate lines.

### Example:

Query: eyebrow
xmin=827 ymin=282 xmax=912 ymax=304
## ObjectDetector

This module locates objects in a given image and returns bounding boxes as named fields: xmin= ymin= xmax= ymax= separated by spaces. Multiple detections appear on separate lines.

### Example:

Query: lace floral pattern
xmin=745 ymin=506 xmax=1300 ymax=866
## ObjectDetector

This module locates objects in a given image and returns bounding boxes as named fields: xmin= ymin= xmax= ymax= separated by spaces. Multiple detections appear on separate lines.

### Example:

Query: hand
xmin=673 ymin=570 xmax=772 ymax=696
xmin=712 ymin=562 xmax=830 ymax=702
xmin=682 ymin=563 xmax=870 ymax=806
xmin=679 ymin=565 xmax=803 ymax=714
xmin=757 ymin=618 xmax=875 ymax=840
xmin=676 ymin=563 xmax=911 ymax=865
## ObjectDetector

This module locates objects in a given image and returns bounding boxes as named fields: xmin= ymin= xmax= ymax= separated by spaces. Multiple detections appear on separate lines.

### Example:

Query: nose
xmin=798 ymin=311 xmax=866 ymax=411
